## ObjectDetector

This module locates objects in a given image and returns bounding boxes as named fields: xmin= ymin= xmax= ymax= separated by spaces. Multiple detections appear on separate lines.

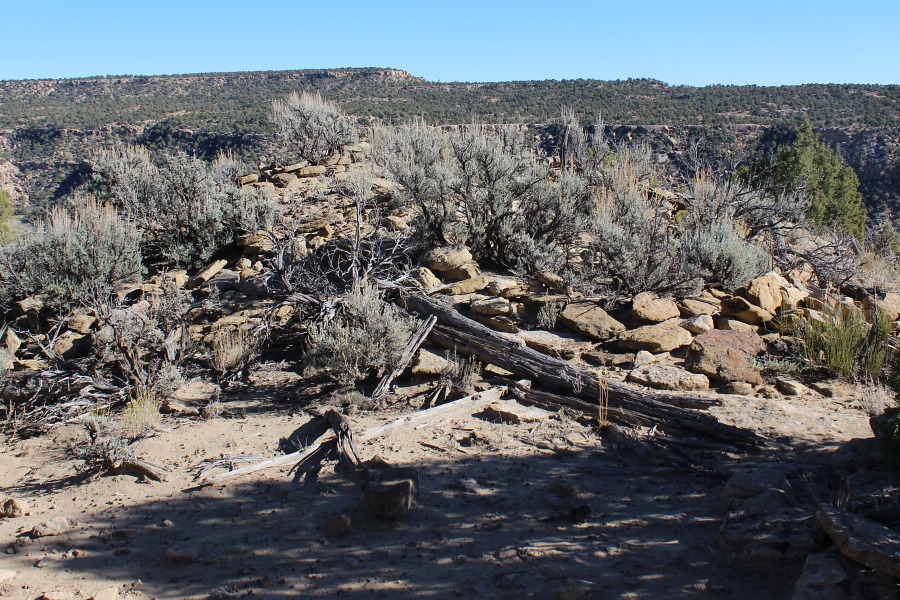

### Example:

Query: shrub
xmin=305 ymin=285 xmax=416 ymax=389
xmin=272 ymin=91 xmax=358 ymax=165
xmin=0 ymin=189 xmax=12 ymax=243
xmin=0 ymin=197 xmax=143 ymax=314
xmin=794 ymin=302 xmax=890 ymax=380
xmin=208 ymin=327 xmax=260 ymax=376
xmin=122 ymin=385 xmax=161 ymax=438
xmin=440 ymin=352 xmax=482 ymax=396
xmin=90 ymin=146 xmax=280 ymax=269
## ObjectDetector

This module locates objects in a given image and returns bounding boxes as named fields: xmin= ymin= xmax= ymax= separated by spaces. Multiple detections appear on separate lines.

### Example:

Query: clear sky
xmin=2 ymin=0 xmax=898 ymax=85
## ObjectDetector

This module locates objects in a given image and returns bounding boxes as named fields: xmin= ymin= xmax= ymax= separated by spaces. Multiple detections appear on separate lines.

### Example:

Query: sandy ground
xmin=0 ymin=372 xmax=875 ymax=600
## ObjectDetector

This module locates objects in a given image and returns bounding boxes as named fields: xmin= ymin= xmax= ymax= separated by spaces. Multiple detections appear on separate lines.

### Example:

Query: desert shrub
xmin=855 ymin=377 xmax=896 ymax=416
xmin=0 ymin=197 xmax=143 ymax=315
xmin=208 ymin=327 xmax=260 ymax=376
xmin=373 ymin=121 xmax=594 ymax=271
xmin=272 ymin=91 xmax=358 ymax=165
xmin=794 ymin=302 xmax=890 ymax=380
xmin=440 ymin=352 xmax=482 ymax=395
xmin=0 ymin=189 xmax=12 ymax=243
xmin=90 ymin=146 xmax=280 ymax=269
xmin=878 ymin=410 xmax=900 ymax=468
xmin=68 ymin=416 xmax=136 ymax=474
xmin=305 ymin=285 xmax=416 ymax=389
xmin=122 ymin=385 xmax=161 ymax=438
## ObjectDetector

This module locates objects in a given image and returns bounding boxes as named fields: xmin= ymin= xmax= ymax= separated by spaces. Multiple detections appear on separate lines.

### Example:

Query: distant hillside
xmin=1 ymin=68 xmax=898 ymax=213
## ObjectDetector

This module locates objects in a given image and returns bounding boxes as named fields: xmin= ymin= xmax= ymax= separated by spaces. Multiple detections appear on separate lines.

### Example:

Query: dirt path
xmin=0 ymin=383 xmax=874 ymax=600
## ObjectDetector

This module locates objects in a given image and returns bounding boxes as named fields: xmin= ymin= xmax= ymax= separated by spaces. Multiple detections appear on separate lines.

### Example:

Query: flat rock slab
xmin=718 ymin=507 xmax=827 ymax=561
xmin=632 ymin=292 xmax=680 ymax=323
xmin=617 ymin=321 xmax=693 ymax=353
xmin=558 ymin=302 xmax=625 ymax=342
xmin=816 ymin=502 xmax=900 ymax=578
xmin=627 ymin=364 xmax=709 ymax=392
xmin=693 ymin=329 xmax=767 ymax=355
xmin=482 ymin=401 xmax=551 ymax=424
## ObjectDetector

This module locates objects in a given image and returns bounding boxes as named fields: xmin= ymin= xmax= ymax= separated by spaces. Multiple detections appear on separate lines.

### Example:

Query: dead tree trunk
xmin=398 ymin=294 xmax=761 ymax=448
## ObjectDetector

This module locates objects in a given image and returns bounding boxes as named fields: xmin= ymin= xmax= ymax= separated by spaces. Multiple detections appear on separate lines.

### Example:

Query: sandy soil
xmin=0 ymin=371 xmax=874 ymax=600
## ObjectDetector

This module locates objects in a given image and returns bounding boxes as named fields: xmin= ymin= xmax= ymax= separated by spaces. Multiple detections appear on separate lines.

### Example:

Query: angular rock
xmin=516 ymin=330 xmax=593 ymax=359
xmin=67 ymin=313 xmax=96 ymax=335
xmin=840 ymin=471 xmax=900 ymax=524
xmin=681 ymin=314 xmax=714 ymax=334
xmin=445 ymin=261 xmax=481 ymax=281
xmin=472 ymin=314 xmax=520 ymax=334
xmin=411 ymin=348 xmax=448 ymax=376
xmin=617 ymin=321 xmax=693 ymax=353
xmin=441 ymin=276 xmax=490 ymax=295
xmin=410 ymin=267 xmax=442 ymax=291
xmin=743 ymin=271 xmax=792 ymax=314
xmin=1 ymin=328 xmax=21 ymax=356
xmin=239 ymin=173 xmax=259 ymax=186
xmin=679 ymin=297 xmax=720 ymax=317
xmin=816 ymin=503 xmax=900 ymax=578
xmin=296 ymin=165 xmax=327 ymax=177
xmin=776 ymin=377 xmax=809 ymax=396
xmin=632 ymin=350 xmax=655 ymax=368
xmin=381 ymin=215 xmax=407 ymax=231
xmin=270 ymin=172 xmax=298 ymax=188
xmin=486 ymin=278 xmax=520 ymax=296
xmin=424 ymin=246 xmax=474 ymax=273
xmin=482 ymin=401 xmax=551 ymax=424
xmin=534 ymin=271 xmax=567 ymax=292
xmin=632 ymin=292 xmax=680 ymax=323
xmin=627 ymin=364 xmax=709 ymax=391
xmin=693 ymin=329 xmax=768 ymax=355
xmin=718 ymin=508 xmax=827 ymax=561
xmin=52 ymin=331 xmax=90 ymax=360
xmin=791 ymin=550 xmax=850 ymax=600
xmin=236 ymin=232 xmax=273 ymax=254
xmin=715 ymin=316 xmax=759 ymax=333
xmin=558 ymin=302 xmax=626 ymax=342
xmin=720 ymin=381 xmax=755 ymax=395
xmin=685 ymin=344 xmax=763 ymax=385
xmin=721 ymin=295 xmax=776 ymax=325
xmin=722 ymin=468 xmax=793 ymax=504
xmin=470 ymin=297 xmax=511 ymax=316
xmin=185 ymin=259 xmax=228 ymax=290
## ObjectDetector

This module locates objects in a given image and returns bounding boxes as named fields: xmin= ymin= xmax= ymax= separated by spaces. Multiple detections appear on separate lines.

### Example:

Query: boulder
xmin=693 ymin=329 xmax=767 ymax=355
xmin=486 ymin=278 xmax=520 ymax=296
xmin=558 ymin=302 xmax=626 ymax=342
xmin=296 ymin=165 xmax=327 ymax=177
xmin=52 ymin=331 xmax=90 ymax=360
xmin=516 ymin=330 xmax=593 ymax=359
xmin=791 ymin=550 xmax=850 ymax=600
xmin=617 ymin=321 xmax=693 ymax=353
xmin=863 ymin=292 xmax=900 ymax=323
xmin=627 ymin=364 xmax=709 ymax=391
xmin=410 ymin=267 xmax=442 ymax=291
xmin=679 ymin=297 xmax=721 ymax=317
xmin=470 ymin=297 xmax=511 ymax=316
xmin=236 ymin=232 xmax=274 ymax=254
xmin=1 ymin=497 xmax=28 ymax=518
xmin=743 ymin=271 xmax=792 ymax=314
xmin=720 ymin=381 xmax=755 ymax=395
xmin=364 ymin=476 xmax=417 ymax=520
xmin=718 ymin=507 xmax=827 ymax=561
xmin=445 ymin=261 xmax=481 ymax=281
xmin=534 ymin=271 xmax=567 ymax=292
xmin=411 ymin=348 xmax=448 ymax=376
xmin=269 ymin=172 xmax=298 ymax=188
xmin=441 ymin=276 xmax=490 ymax=296
xmin=776 ymin=377 xmax=810 ymax=396
xmin=1 ymin=328 xmax=21 ymax=356
xmin=722 ymin=468 xmax=793 ymax=504
xmin=839 ymin=471 xmax=900 ymax=524
xmin=67 ymin=313 xmax=96 ymax=335
xmin=715 ymin=316 xmax=759 ymax=333
xmin=381 ymin=215 xmax=407 ymax=231
xmin=238 ymin=173 xmax=259 ymax=186
xmin=685 ymin=344 xmax=763 ymax=385
xmin=632 ymin=292 xmax=680 ymax=323
xmin=424 ymin=246 xmax=474 ymax=273
xmin=632 ymin=350 xmax=655 ymax=368
xmin=720 ymin=295 xmax=775 ymax=326
xmin=681 ymin=314 xmax=713 ymax=334
xmin=816 ymin=503 xmax=900 ymax=578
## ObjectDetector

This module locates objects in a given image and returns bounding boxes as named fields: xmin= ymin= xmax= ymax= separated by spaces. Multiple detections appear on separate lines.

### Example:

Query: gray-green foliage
xmin=585 ymin=146 xmax=770 ymax=296
xmin=305 ymin=285 xmax=416 ymax=389
xmin=0 ymin=197 xmax=143 ymax=314
xmin=90 ymin=146 xmax=280 ymax=269
xmin=0 ymin=189 xmax=13 ymax=243
xmin=374 ymin=120 xmax=594 ymax=271
xmin=272 ymin=91 xmax=358 ymax=165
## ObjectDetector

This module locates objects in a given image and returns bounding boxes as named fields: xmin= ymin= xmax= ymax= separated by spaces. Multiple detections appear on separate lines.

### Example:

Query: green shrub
xmin=305 ymin=285 xmax=416 ymax=389
xmin=795 ymin=302 xmax=890 ymax=380
xmin=0 ymin=197 xmax=143 ymax=314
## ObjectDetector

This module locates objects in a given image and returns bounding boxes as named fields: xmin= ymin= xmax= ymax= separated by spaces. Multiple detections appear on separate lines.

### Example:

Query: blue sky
xmin=2 ymin=0 xmax=898 ymax=85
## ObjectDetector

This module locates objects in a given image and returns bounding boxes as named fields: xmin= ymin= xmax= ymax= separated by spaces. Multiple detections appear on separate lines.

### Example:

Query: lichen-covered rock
xmin=685 ymin=344 xmax=763 ymax=385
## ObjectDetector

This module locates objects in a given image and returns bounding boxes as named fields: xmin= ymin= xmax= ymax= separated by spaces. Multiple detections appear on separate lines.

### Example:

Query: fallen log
xmin=399 ymin=294 xmax=761 ymax=448
xmin=372 ymin=315 xmax=437 ymax=401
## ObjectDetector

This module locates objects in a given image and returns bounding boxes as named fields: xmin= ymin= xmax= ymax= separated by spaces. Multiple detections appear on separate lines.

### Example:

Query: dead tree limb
xmin=372 ymin=314 xmax=437 ymax=401
xmin=399 ymin=294 xmax=760 ymax=448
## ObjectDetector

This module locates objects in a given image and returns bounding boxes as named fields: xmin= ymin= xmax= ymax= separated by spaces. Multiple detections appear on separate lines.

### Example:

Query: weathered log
xmin=372 ymin=314 xmax=437 ymax=400
xmin=400 ymin=294 xmax=760 ymax=448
